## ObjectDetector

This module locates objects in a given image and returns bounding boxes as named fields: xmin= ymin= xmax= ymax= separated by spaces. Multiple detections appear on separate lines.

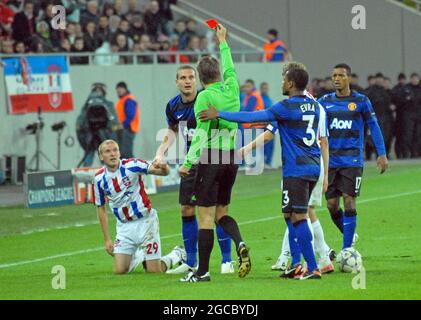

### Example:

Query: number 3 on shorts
xmin=282 ymin=190 xmax=290 ymax=209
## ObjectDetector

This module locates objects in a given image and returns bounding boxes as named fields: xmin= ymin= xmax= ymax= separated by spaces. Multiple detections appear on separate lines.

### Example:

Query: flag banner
xmin=3 ymin=56 xmax=74 ymax=114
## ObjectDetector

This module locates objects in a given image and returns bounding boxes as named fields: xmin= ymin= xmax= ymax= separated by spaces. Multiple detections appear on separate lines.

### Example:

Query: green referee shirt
xmin=183 ymin=41 xmax=240 ymax=169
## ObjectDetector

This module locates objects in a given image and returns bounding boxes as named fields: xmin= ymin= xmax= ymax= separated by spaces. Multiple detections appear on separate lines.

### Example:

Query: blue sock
xmin=294 ymin=220 xmax=318 ymax=272
xmin=343 ymin=210 xmax=357 ymax=249
xmin=216 ymin=223 xmax=232 ymax=263
xmin=286 ymin=218 xmax=301 ymax=266
xmin=182 ymin=216 xmax=198 ymax=267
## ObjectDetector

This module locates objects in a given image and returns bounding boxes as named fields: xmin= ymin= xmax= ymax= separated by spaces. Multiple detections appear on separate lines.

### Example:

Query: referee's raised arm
xmin=217 ymin=25 xmax=239 ymax=95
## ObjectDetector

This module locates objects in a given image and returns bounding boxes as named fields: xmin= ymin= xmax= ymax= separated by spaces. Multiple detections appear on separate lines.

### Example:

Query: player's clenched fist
xmin=215 ymin=24 xmax=227 ymax=43
xmin=105 ymin=239 xmax=114 ymax=257
xmin=152 ymin=157 xmax=168 ymax=169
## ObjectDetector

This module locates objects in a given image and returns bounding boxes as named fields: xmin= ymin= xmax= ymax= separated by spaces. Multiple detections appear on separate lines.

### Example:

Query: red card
xmin=205 ymin=19 xmax=219 ymax=29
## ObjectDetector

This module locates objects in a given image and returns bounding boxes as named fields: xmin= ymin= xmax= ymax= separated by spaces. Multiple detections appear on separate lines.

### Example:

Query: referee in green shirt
xmin=178 ymin=24 xmax=251 ymax=282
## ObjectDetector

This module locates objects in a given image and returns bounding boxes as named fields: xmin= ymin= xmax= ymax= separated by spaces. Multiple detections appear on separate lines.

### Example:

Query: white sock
xmin=129 ymin=249 xmax=145 ymax=273
xmin=280 ymin=226 xmax=290 ymax=258
xmin=161 ymin=248 xmax=183 ymax=270
xmin=312 ymin=219 xmax=330 ymax=260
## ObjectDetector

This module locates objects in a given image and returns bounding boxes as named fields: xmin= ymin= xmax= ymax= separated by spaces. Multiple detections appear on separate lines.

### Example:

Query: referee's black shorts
xmin=192 ymin=149 xmax=239 ymax=207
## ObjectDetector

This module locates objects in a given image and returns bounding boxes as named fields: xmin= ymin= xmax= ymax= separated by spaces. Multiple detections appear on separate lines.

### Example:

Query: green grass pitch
xmin=1 ymin=161 xmax=421 ymax=300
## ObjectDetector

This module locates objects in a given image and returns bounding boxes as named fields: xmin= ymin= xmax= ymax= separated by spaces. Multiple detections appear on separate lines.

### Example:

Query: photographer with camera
xmin=115 ymin=82 xmax=140 ymax=159
xmin=76 ymin=83 xmax=122 ymax=167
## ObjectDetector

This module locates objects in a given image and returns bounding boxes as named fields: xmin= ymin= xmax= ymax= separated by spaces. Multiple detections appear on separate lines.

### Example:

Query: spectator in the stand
xmin=39 ymin=3 xmax=54 ymax=25
xmin=94 ymin=39 xmax=119 ymax=66
xmin=29 ymin=37 xmax=47 ymax=53
xmin=131 ymin=15 xmax=146 ymax=43
xmin=75 ymin=23 xmax=84 ymax=37
xmin=98 ymin=15 xmax=112 ymax=42
xmin=199 ymin=35 xmax=210 ymax=52
xmin=14 ymin=40 xmax=26 ymax=53
xmin=144 ymin=0 xmax=168 ymax=39
xmin=83 ymin=21 xmax=102 ymax=52
xmin=173 ymin=19 xmax=188 ymax=49
xmin=139 ymin=34 xmax=153 ymax=50
xmin=133 ymin=41 xmax=154 ymax=64
xmin=185 ymin=19 xmax=199 ymax=38
xmin=109 ymin=14 xmax=121 ymax=33
xmin=62 ymin=0 xmax=81 ymax=24
xmin=384 ymin=77 xmax=392 ymax=91
xmin=66 ymin=22 xmax=77 ymax=45
xmin=1 ymin=39 xmax=15 ymax=54
xmin=350 ymin=73 xmax=365 ymax=93
xmin=115 ymin=19 xmax=133 ymax=47
xmin=0 ymin=1 xmax=16 ymax=25
xmin=115 ymin=33 xmax=133 ymax=64
xmin=113 ymin=0 xmax=124 ymax=17
xmin=317 ymin=77 xmax=334 ymax=97
xmin=0 ymin=18 xmax=14 ymax=42
xmin=124 ymin=0 xmax=142 ymax=23
xmin=391 ymin=73 xmax=410 ymax=158
xmin=263 ymin=29 xmax=288 ymax=62
xmin=80 ymin=0 xmax=99 ymax=29
xmin=402 ymin=73 xmax=421 ymax=158
xmin=260 ymin=82 xmax=275 ymax=168
xmin=366 ymin=75 xmax=376 ymax=88
xmin=34 ymin=20 xmax=53 ymax=52
xmin=158 ymin=40 xmax=172 ymax=63
xmin=11 ymin=0 xmax=35 ymax=44
xmin=414 ymin=75 xmax=421 ymax=158
xmin=184 ymin=35 xmax=200 ymax=63
xmin=168 ymin=35 xmax=188 ymax=63
xmin=70 ymin=37 xmax=89 ymax=65
xmin=157 ymin=0 xmax=177 ymax=25
xmin=325 ymin=77 xmax=334 ymax=93
xmin=6 ymin=0 xmax=23 ymax=13
xmin=365 ymin=73 xmax=394 ymax=158
xmin=103 ymin=2 xmax=115 ymax=17
xmin=59 ymin=38 xmax=72 ymax=53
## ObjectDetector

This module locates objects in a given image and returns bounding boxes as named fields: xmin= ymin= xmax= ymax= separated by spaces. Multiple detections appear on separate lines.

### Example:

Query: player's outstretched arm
xmin=240 ymin=131 xmax=274 ymax=158
xmin=198 ymin=105 xmax=276 ymax=123
xmin=153 ymin=128 xmax=177 ymax=166
xmin=148 ymin=162 xmax=170 ymax=176
xmin=96 ymin=206 xmax=114 ymax=257
xmin=216 ymin=24 xmax=239 ymax=93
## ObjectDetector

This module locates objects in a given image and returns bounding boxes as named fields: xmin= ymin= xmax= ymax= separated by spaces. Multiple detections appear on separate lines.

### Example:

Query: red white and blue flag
xmin=3 ymin=56 xmax=74 ymax=114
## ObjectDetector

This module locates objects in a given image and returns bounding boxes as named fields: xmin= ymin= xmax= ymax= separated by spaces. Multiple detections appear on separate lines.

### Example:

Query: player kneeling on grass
xmin=94 ymin=140 xmax=186 ymax=274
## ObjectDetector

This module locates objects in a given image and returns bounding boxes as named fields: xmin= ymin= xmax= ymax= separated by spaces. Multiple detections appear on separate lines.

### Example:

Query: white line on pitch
xmin=0 ymin=189 xmax=420 ymax=269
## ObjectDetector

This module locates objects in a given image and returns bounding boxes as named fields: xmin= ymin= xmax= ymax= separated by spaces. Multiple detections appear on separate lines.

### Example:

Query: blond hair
xmin=98 ymin=139 xmax=119 ymax=154
xmin=282 ymin=61 xmax=307 ymax=76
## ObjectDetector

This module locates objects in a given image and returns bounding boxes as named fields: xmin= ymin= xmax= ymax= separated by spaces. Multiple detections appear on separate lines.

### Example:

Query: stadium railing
xmin=173 ymin=0 xmax=266 ymax=51
xmin=0 ymin=50 xmax=288 ymax=65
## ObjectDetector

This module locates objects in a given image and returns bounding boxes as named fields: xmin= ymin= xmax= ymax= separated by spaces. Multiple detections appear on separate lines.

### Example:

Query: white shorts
xmin=113 ymin=209 xmax=162 ymax=260
xmin=309 ymin=164 xmax=324 ymax=207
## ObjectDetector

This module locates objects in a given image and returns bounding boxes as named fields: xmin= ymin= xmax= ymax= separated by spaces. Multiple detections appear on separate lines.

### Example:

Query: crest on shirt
xmin=122 ymin=176 xmax=131 ymax=187
xmin=348 ymin=103 xmax=357 ymax=111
